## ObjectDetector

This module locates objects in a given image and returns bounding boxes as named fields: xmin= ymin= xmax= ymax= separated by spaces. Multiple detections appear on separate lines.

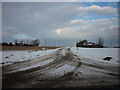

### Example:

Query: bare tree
xmin=9 ymin=42 xmax=13 ymax=46
xmin=14 ymin=39 xmax=19 ymax=46
xmin=20 ymin=40 xmax=24 ymax=46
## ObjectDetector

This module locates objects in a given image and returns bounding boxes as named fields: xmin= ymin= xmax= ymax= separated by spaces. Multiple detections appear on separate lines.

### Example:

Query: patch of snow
xmin=2 ymin=48 xmax=58 ymax=65
xmin=49 ymin=64 xmax=75 ymax=77
xmin=71 ymin=47 xmax=119 ymax=64
xmin=60 ymin=49 xmax=68 ymax=56
xmin=70 ymin=47 xmax=119 ymax=83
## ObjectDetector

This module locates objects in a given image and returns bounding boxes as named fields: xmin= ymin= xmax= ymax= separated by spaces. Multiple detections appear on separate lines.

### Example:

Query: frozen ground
xmin=2 ymin=47 xmax=119 ymax=88
xmin=1 ymin=49 xmax=58 ymax=66
xmin=71 ymin=47 xmax=119 ymax=64
xmin=2 ymin=47 xmax=118 ymax=65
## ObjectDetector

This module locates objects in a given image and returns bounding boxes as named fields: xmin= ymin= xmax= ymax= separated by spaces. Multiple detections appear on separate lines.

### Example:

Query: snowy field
xmin=1 ymin=47 xmax=119 ymax=66
xmin=1 ymin=48 xmax=59 ymax=66
xmin=71 ymin=47 xmax=119 ymax=64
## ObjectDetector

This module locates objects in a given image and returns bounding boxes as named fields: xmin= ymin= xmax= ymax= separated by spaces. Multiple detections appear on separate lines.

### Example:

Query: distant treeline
xmin=1 ymin=39 xmax=40 ymax=46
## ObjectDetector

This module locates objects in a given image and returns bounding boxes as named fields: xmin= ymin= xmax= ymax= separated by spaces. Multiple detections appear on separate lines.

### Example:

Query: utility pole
xmin=54 ymin=41 xmax=56 ymax=49
xmin=110 ymin=41 xmax=112 ymax=48
xmin=45 ymin=39 xmax=46 ymax=51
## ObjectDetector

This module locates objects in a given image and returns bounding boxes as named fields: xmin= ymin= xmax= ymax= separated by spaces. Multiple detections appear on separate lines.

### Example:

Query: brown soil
xmin=2 ymin=46 xmax=60 ymax=51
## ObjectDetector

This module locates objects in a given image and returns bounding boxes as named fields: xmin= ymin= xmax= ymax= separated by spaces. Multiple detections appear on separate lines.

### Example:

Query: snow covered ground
xmin=2 ymin=47 xmax=119 ymax=88
xmin=71 ymin=47 xmax=119 ymax=64
xmin=1 ymin=48 xmax=59 ymax=66
xmin=2 ymin=47 xmax=119 ymax=66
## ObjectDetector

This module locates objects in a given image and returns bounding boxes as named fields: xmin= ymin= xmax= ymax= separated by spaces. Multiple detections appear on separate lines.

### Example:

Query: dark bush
xmin=103 ymin=57 xmax=112 ymax=61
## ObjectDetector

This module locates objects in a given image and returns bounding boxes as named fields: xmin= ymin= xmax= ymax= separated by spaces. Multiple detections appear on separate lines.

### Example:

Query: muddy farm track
xmin=2 ymin=48 xmax=120 ymax=88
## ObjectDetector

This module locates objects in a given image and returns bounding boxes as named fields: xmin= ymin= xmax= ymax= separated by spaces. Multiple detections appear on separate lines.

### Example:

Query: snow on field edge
xmin=1 ymin=48 xmax=59 ymax=66
xmin=71 ymin=47 xmax=119 ymax=64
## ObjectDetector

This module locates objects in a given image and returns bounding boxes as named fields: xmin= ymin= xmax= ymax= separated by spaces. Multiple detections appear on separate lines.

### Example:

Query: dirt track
xmin=2 ymin=48 xmax=82 ymax=88
xmin=2 ymin=48 xmax=119 ymax=88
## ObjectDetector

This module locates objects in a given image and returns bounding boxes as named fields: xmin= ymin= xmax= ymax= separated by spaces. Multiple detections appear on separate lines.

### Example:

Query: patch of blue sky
xmin=70 ymin=2 xmax=118 ymax=21
xmin=80 ymin=2 xmax=118 ymax=8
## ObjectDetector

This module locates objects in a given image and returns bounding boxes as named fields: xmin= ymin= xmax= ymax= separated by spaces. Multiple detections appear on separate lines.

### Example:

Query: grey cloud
xmin=52 ymin=18 xmax=118 ymax=43
xmin=2 ymin=2 xmax=118 ymax=47
xmin=3 ymin=3 xmax=82 ymax=40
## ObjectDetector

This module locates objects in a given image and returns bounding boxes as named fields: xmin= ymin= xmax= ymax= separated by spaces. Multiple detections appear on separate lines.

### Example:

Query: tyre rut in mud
xmin=2 ymin=48 xmax=82 ymax=88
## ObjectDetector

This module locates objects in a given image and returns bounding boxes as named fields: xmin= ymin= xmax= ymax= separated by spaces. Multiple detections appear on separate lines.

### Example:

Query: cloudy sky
xmin=2 ymin=2 xmax=119 ymax=47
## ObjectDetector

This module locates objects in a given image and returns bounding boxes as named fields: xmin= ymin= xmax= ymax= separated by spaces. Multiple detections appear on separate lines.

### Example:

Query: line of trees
xmin=1 ymin=39 xmax=40 ymax=46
